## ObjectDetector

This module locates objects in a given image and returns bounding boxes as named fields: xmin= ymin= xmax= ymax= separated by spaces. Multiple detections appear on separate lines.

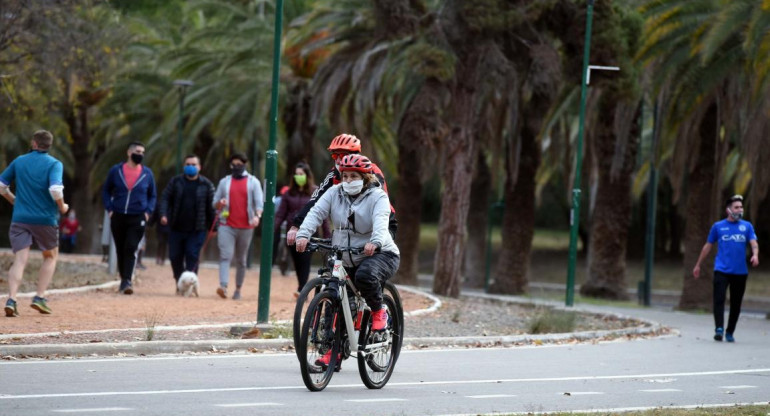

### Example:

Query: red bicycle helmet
xmin=337 ymin=154 xmax=373 ymax=174
xmin=328 ymin=133 xmax=361 ymax=153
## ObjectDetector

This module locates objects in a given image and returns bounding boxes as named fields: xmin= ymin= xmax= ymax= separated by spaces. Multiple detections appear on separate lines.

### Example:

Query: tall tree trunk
xmin=65 ymin=103 xmax=99 ymax=253
xmin=679 ymin=103 xmax=718 ymax=310
xmin=580 ymin=98 xmax=640 ymax=300
xmin=491 ymin=43 xmax=559 ymax=294
xmin=431 ymin=1 xmax=484 ymax=298
xmin=490 ymin=127 xmax=539 ymax=294
xmin=393 ymin=80 xmax=445 ymax=285
xmin=282 ymin=79 xmax=315 ymax=177
xmin=464 ymin=151 xmax=491 ymax=288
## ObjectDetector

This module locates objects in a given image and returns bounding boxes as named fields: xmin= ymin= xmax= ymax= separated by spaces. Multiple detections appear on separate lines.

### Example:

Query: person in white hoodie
xmin=213 ymin=153 xmax=264 ymax=300
xmin=295 ymin=154 xmax=399 ymax=340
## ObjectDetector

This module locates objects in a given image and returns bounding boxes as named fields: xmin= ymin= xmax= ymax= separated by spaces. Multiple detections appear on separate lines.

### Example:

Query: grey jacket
xmin=297 ymin=183 xmax=399 ymax=268
xmin=212 ymin=174 xmax=264 ymax=227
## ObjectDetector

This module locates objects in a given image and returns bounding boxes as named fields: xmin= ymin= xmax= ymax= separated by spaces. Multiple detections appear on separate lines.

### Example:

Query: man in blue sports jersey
xmin=1 ymin=130 xmax=69 ymax=317
xmin=693 ymin=195 xmax=759 ymax=342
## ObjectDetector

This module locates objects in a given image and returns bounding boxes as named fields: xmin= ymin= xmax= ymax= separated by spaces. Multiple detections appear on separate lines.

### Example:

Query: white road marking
xmin=639 ymin=388 xmax=682 ymax=393
xmin=560 ymin=392 xmax=604 ymax=395
xmin=2 ymin=368 xmax=768 ymax=400
xmin=466 ymin=394 xmax=517 ymax=399
xmin=719 ymin=385 xmax=756 ymax=389
xmin=52 ymin=408 xmax=131 ymax=413
xmin=345 ymin=398 xmax=407 ymax=403
xmin=215 ymin=403 xmax=283 ymax=407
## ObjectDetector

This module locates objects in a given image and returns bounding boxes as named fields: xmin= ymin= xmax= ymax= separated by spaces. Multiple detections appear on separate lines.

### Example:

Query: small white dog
xmin=177 ymin=271 xmax=199 ymax=297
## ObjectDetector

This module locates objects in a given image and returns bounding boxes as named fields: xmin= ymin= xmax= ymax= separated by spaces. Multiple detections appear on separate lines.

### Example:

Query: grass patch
xmin=143 ymin=311 xmax=164 ymax=341
xmin=527 ymin=307 xmax=576 ymax=334
xmin=535 ymin=404 xmax=770 ymax=415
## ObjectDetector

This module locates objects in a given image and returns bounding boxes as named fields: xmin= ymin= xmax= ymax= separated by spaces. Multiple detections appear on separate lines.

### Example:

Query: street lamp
xmin=564 ymin=0 xmax=619 ymax=307
xmin=173 ymin=79 xmax=193 ymax=174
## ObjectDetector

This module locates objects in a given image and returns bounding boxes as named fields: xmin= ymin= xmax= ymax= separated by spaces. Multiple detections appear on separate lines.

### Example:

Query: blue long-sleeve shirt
xmin=102 ymin=163 xmax=157 ymax=216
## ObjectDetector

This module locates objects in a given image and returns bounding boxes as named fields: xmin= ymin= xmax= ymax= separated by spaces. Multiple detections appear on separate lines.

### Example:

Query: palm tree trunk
xmin=490 ymin=128 xmax=538 ymax=294
xmin=580 ymin=98 xmax=640 ymax=300
xmin=679 ymin=103 xmax=718 ymax=310
xmin=464 ymin=151 xmax=491 ymax=288
xmin=64 ymin=103 xmax=98 ymax=253
xmin=433 ymin=60 xmax=481 ymax=297
xmin=393 ymin=79 xmax=445 ymax=285
xmin=283 ymin=79 xmax=315 ymax=176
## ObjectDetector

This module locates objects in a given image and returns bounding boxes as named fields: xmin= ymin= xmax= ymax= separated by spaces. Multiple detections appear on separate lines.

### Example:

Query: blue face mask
xmin=184 ymin=165 xmax=199 ymax=177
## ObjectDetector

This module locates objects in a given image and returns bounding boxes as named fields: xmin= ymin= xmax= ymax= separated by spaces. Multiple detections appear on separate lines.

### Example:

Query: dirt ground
xmin=0 ymin=252 xmax=432 ymax=336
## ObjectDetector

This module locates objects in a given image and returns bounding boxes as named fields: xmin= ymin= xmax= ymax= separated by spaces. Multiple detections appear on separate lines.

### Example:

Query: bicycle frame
xmin=315 ymin=245 xmax=389 ymax=359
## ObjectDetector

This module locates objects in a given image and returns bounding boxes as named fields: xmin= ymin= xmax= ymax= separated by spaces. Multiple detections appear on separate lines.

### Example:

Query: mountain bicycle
xmin=294 ymin=238 xmax=403 ymax=391
xmin=292 ymin=239 xmax=404 ymax=362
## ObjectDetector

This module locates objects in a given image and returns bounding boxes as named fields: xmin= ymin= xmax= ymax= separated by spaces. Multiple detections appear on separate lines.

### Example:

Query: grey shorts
xmin=9 ymin=222 xmax=59 ymax=253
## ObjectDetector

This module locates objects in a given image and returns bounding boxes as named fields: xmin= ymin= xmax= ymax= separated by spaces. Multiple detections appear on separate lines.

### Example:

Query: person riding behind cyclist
xmin=295 ymin=154 xmax=400 ymax=365
xmin=287 ymin=133 xmax=397 ymax=246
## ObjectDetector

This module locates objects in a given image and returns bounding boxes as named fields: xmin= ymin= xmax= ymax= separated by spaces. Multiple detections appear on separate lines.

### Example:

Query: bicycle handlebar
xmin=306 ymin=237 xmax=367 ymax=255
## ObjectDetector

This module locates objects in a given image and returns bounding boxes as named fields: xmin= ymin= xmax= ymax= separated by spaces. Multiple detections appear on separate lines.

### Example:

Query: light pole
xmin=257 ymin=0 xmax=284 ymax=323
xmin=173 ymin=79 xmax=193 ymax=174
xmin=565 ymin=0 xmax=595 ymax=307
xmin=564 ymin=0 xmax=619 ymax=307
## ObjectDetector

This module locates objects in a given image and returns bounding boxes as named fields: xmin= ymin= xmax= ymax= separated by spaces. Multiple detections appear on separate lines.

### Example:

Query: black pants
xmin=168 ymin=230 xmax=206 ymax=281
xmin=713 ymin=271 xmax=748 ymax=334
xmin=345 ymin=251 xmax=400 ymax=312
xmin=110 ymin=213 xmax=146 ymax=283
xmin=289 ymin=245 xmax=313 ymax=292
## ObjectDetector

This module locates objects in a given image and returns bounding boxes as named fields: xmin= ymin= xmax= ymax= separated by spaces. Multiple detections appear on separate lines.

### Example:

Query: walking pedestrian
xmin=102 ymin=141 xmax=157 ymax=295
xmin=159 ymin=154 xmax=216 ymax=292
xmin=213 ymin=153 xmax=264 ymax=300
xmin=2 ymin=130 xmax=69 ymax=317
xmin=274 ymin=162 xmax=330 ymax=297
xmin=693 ymin=194 xmax=759 ymax=342
xmin=59 ymin=208 xmax=81 ymax=253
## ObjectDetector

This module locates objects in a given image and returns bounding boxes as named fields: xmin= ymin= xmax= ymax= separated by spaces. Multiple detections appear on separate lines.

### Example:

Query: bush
xmin=527 ymin=308 xmax=576 ymax=334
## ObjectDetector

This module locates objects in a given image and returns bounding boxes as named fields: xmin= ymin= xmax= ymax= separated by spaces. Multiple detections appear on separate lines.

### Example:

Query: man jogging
xmin=2 ymin=130 xmax=69 ymax=317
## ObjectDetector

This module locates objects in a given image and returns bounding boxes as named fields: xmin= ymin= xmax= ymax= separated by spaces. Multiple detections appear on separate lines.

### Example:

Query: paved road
xmin=2 ymin=300 xmax=769 ymax=415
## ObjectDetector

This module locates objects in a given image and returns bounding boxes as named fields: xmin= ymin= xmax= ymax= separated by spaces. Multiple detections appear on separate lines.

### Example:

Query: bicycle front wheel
xmin=293 ymin=277 xmax=323 ymax=360
xmin=357 ymin=293 xmax=401 ymax=389
xmin=298 ymin=291 xmax=342 ymax=392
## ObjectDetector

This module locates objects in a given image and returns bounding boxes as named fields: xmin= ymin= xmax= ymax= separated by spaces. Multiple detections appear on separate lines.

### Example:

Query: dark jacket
xmin=159 ymin=174 xmax=216 ymax=232
xmin=275 ymin=186 xmax=331 ymax=237
xmin=102 ymin=163 xmax=157 ymax=216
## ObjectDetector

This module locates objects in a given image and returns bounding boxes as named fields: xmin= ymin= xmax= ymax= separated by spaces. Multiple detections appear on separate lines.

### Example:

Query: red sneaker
xmin=371 ymin=308 xmax=388 ymax=331
xmin=314 ymin=350 xmax=342 ymax=371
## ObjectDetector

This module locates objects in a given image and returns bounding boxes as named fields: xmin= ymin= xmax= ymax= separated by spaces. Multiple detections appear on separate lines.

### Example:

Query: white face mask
xmin=342 ymin=179 xmax=364 ymax=195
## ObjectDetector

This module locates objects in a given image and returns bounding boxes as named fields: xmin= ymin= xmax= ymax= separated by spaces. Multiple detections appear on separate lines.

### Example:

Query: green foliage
xmin=527 ymin=307 xmax=576 ymax=334
xmin=405 ymin=42 xmax=456 ymax=82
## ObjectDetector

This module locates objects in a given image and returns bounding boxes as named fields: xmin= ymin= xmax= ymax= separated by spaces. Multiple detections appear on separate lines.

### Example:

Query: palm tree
xmin=638 ymin=0 xmax=770 ymax=308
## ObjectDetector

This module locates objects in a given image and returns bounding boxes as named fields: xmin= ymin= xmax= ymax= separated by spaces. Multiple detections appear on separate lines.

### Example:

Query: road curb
xmin=0 ymin=286 xmax=671 ymax=358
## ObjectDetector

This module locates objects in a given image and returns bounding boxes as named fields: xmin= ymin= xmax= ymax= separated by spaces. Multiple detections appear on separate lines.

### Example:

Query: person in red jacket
xmin=274 ymin=162 xmax=330 ymax=297
xmin=286 ymin=133 xmax=396 ymax=246
xmin=59 ymin=209 xmax=81 ymax=253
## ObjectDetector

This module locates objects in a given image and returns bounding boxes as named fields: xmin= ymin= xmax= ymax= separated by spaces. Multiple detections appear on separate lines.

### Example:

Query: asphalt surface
xmin=1 ymin=302 xmax=768 ymax=415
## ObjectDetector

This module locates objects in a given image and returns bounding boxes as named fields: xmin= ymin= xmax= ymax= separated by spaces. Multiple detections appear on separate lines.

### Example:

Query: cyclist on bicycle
xmin=295 ymin=154 xmax=400 ymax=338
xmin=287 ymin=133 xmax=397 ymax=245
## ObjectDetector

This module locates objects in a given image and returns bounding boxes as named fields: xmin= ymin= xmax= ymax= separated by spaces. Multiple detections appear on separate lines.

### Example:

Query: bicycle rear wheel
xmin=382 ymin=282 xmax=404 ymax=362
xmin=298 ymin=291 xmax=342 ymax=391
xmin=357 ymin=293 xmax=401 ymax=389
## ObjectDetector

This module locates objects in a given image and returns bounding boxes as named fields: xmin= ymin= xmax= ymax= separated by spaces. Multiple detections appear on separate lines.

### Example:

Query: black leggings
xmin=110 ymin=213 xmax=146 ymax=283
xmin=345 ymin=251 xmax=400 ymax=312
xmin=290 ymin=246 xmax=313 ymax=292
xmin=713 ymin=271 xmax=748 ymax=334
